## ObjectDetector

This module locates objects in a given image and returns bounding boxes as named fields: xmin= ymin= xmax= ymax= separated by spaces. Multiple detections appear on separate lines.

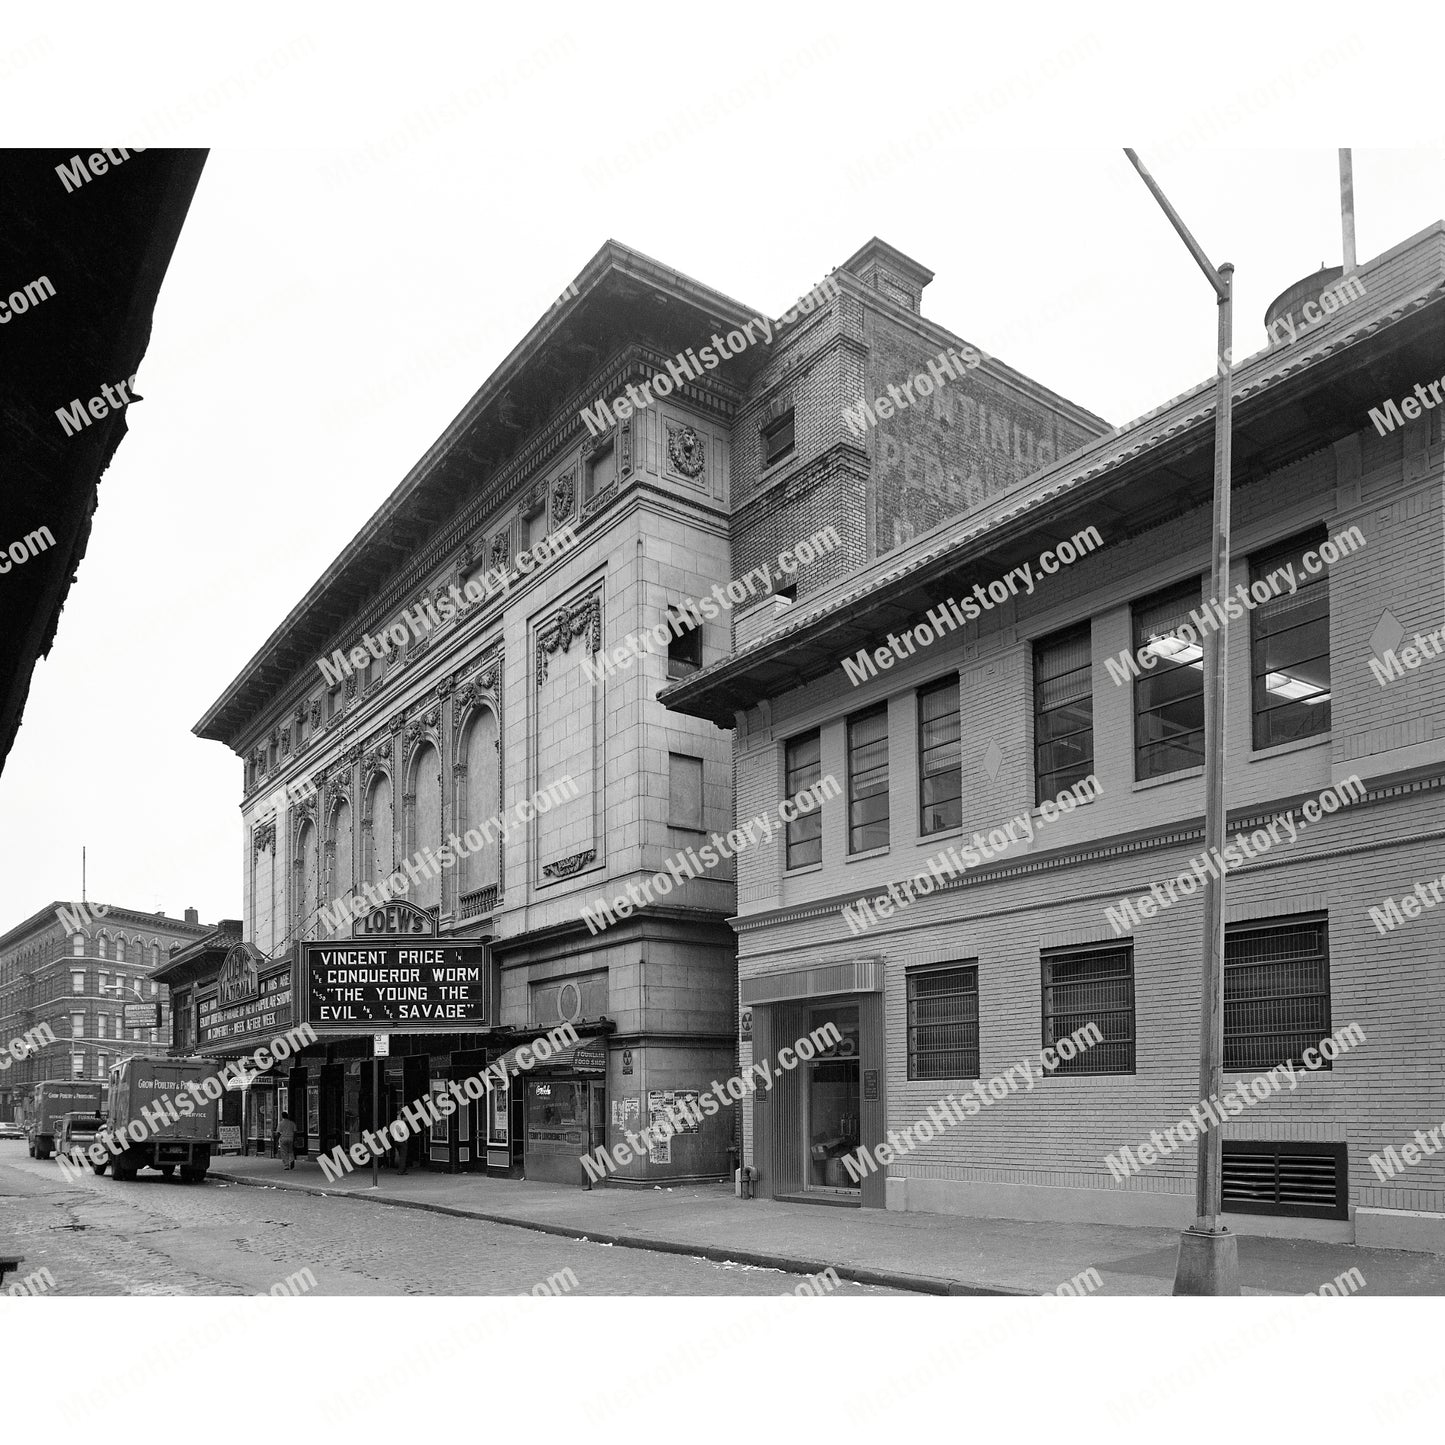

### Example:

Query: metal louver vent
xmin=1222 ymin=1141 xmax=1347 ymax=1219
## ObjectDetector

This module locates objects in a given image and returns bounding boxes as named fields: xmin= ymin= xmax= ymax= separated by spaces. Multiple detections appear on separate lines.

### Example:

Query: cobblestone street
xmin=0 ymin=1144 xmax=897 ymax=1296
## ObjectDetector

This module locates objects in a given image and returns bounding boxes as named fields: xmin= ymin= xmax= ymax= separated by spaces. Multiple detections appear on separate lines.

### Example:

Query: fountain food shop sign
xmin=303 ymin=942 xmax=488 ymax=1033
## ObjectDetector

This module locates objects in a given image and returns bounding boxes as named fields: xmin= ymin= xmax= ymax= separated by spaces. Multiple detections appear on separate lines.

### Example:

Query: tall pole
xmin=1122 ymin=150 xmax=1239 ymax=1295
xmin=1339 ymin=149 xmax=1356 ymax=272
xmin=371 ymin=1057 xmax=380 ymax=1189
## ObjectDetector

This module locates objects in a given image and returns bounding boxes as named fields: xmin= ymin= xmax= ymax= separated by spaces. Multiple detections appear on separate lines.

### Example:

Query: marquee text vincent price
xmin=316 ymin=948 xmax=483 ymax=1019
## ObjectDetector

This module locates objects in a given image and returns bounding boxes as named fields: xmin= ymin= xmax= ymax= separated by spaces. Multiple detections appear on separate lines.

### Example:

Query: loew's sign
xmin=302 ymin=941 xmax=488 ymax=1033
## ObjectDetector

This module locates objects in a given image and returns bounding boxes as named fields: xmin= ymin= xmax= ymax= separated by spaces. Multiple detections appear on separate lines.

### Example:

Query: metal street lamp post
xmin=1123 ymin=148 xmax=1240 ymax=1295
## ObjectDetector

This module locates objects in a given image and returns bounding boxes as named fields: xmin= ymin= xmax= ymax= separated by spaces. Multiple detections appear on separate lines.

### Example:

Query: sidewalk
xmin=209 ymin=1155 xmax=1445 ymax=1295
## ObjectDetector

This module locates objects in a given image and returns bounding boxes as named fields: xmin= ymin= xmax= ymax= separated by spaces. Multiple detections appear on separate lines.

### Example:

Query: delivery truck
xmin=100 ymin=1055 xmax=221 ymax=1182
xmin=25 ymin=1080 xmax=106 ymax=1159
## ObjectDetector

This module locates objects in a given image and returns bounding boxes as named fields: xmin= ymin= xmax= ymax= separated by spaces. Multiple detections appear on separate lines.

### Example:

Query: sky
xmin=2 ymin=7 xmax=1444 ymax=927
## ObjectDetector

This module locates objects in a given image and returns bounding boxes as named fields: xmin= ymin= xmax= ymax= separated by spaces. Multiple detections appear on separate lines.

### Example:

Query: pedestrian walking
xmin=277 ymin=1112 xmax=298 ymax=1170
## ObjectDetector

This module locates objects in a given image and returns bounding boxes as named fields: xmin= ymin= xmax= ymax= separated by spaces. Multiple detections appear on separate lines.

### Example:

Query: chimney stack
xmin=184 ymin=907 xmax=199 ymax=925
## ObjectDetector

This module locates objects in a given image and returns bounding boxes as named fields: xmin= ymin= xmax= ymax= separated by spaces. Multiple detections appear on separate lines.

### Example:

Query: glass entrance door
xmin=803 ymin=1004 xmax=861 ymax=1194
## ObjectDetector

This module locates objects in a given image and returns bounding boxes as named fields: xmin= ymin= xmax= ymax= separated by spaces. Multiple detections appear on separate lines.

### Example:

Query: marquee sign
xmin=217 ymin=942 xmax=264 ymax=1006
xmin=302 ymin=940 xmax=488 ymax=1033
xmin=199 ymin=968 xmax=292 ymax=1046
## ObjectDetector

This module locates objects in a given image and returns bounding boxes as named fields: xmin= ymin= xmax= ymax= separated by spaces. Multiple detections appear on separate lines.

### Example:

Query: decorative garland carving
xmin=491 ymin=530 xmax=511 ymax=569
xmin=542 ymin=849 xmax=595 ymax=878
xmin=536 ymin=595 xmax=601 ymax=685
xmin=620 ymin=417 xmax=632 ymax=476
xmin=667 ymin=423 xmax=706 ymax=478
xmin=253 ymin=820 xmax=276 ymax=854
xmin=552 ymin=469 xmax=575 ymax=523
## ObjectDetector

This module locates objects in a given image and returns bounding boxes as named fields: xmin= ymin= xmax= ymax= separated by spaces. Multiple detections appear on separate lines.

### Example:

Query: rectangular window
xmin=917 ymin=678 xmax=962 ymax=835
xmin=327 ymin=683 xmax=343 ymax=719
xmin=71 ymin=971 xmax=84 ymax=995
xmin=667 ymin=612 xmax=702 ymax=679
xmin=1224 ymin=915 xmax=1331 ymax=1072
xmin=847 ymin=704 xmax=889 ymax=853
xmin=1251 ymin=528 xmax=1331 ymax=749
xmin=72 ymin=934 xmax=84 ymax=957
xmin=907 ymin=965 xmax=979 ymax=1080
xmin=72 ymin=1054 xmax=85 ymax=1078
xmin=71 ymin=1013 xmax=84 ymax=1038
xmin=668 ymin=753 xmax=705 ymax=831
xmin=762 ymin=408 xmax=795 ymax=468
xmin=1041 ymin=944 xmax=1135 ymax=1074
xmin=784 ymin=731 xmax=822 ymax=869
xmin=585 ymin=439 xmax=617 ymax=501
xmin=1133 ymin=578 xmax=1205 ymax=780
xmin=1034 ymin=622 xmax=1093 ymax=804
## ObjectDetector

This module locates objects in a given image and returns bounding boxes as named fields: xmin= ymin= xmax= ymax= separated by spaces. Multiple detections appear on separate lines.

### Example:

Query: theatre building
xmin=193 ymin=241 xmax=927 ymax=1184
xmin=664 ymin=223 xmax=1445 ymax=1251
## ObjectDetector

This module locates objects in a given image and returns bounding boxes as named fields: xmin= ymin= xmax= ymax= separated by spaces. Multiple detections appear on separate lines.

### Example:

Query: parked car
xmin=0 ymin=1120 xmax=26 ymax=1141
xmin=54 ymin=1112 xmax=106 ymax=1161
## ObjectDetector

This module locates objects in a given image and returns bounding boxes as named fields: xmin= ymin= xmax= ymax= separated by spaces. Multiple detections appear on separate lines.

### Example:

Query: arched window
xmin=296 ymin=819 xmax=320 ymax=932
xmin=328 ymin=799 xmax=355 ymax=932
xmin=462 ymin=708 xmax=501 ymax=896
xmin=72 ymin=934 xmax=84 ymax=957
xmin=96 ymin=933 xmax=108 ymax=960
xmin=151 ymin=942 xmax=161 ymax=968
xmin=115 ymin=937 xmax=126 ymax=963
xmin=364 ymin=775 xmax=393 ymax=886
xmin=406 ymin=743 xmax=442 ymax=910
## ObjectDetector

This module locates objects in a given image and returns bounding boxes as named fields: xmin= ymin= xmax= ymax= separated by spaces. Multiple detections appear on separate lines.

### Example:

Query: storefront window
xmin=489 ymin=1080 xmax=509 ymax=1147
xmin=526 ymin=1080 xmax=587 ymax=1147
xmin=806 ymin=1005 xmax=861 ymax=1192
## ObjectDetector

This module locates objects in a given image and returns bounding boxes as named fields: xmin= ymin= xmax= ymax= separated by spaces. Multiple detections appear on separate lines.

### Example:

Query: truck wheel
xmin=37 ymin=1142 xmax=51 ymax=1160
xmin=91 ymin=1161 xmax=107 ymax=1175
xmin=112 ymin=1166 xmax=131 ymax=1181
xmin=178 ymin=1167 xmax=195 ymax=1183
xmin=159 ymin=1165 xmax=175 ymax=1178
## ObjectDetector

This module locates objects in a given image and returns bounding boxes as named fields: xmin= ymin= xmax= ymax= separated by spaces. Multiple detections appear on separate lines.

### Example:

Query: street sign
xmin=122 ymin=1002 xmax=161 ymax=1029
xmin=374 ymin=1034 xmax=390 ymax=1057
xmin=301 ymin=940 xmax=488 ymax=1033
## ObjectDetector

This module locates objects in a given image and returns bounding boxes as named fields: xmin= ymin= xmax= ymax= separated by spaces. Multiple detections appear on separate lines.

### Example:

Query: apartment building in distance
xmin=0 ymin=901 xmax=209 ymax=1120
xmin=664 ymin=223 xmax=1445 ymax=1252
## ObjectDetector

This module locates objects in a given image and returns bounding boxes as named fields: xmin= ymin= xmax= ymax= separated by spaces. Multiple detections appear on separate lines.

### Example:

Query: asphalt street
xmin=0 ymin=1141 xmax=899 ymax=1296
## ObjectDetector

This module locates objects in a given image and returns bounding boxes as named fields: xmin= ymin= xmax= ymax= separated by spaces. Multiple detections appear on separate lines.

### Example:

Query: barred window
xmin=784 ymin=730 xmax=822 ymax=869
xmin=1133 ymin=578 xmax=1205 ymax=780
xmin=1224 ymin=915 xmax=1331 ymax=1072
xmin=1251 ymin=528 xmax=1331 ymax=749
xmin=1034 ymin=622 xmax=1093 ymax=804
xmin=847 ymin=704 xmax=889 ymax=853
xmin=907 ymin=964 xmax=979 ymax=1080
xmin=1041 ymin=944 xmax=1134 ymax=1074
xmin=918 ymin=677 xmax=962 ymax=835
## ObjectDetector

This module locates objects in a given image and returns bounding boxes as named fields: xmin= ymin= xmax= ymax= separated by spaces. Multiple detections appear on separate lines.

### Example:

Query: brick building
xmin=665 ymin=223 xmax=1445 ymax=1251
xmin=0 ymin=901 xmax=209 ymax=1120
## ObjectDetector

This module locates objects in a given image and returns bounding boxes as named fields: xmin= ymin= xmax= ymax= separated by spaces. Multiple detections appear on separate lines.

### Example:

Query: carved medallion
xmin=667 ymin=423 xmax=706 ymax=478
xmin=552 ymin=470 xmax=576 ymax=523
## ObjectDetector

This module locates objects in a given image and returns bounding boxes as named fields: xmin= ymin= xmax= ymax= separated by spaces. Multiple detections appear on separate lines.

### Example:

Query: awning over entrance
xmin=493 ymin=1037 xmax=607 ymax=1077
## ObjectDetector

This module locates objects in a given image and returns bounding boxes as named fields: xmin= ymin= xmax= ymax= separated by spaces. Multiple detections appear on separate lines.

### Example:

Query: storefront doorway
xmin=803 ymin=1004 xmax=860 ymax=1195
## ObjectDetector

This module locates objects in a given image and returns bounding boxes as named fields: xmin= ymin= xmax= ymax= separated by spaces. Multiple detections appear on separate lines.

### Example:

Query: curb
xmin=209 ymin=1170 xmax=1024 ymax=1296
